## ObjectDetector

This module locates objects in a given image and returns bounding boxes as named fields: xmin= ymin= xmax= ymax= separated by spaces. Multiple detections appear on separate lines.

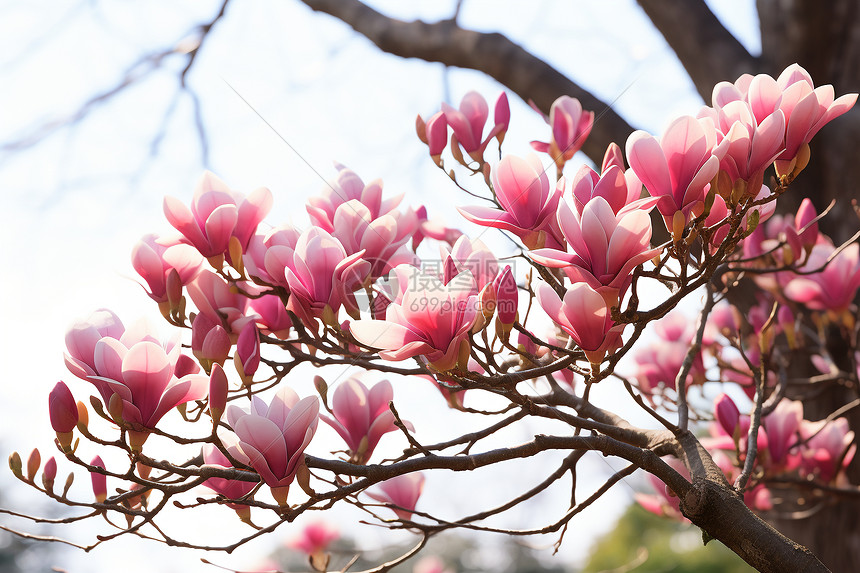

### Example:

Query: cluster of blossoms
xmin=10 ymin=63 xmax=860 ymax=571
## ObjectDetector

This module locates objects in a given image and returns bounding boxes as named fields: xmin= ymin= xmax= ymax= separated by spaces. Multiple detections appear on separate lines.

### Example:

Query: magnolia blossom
xmin=307 ymin=164 xmax=402 ymax=233
xmin=64 ymin=309 xmax=125 ymax=388
xmin=49 ymin=382 xmax=78 ymax=451
xmin=131 ymin=234 xmax=203 ymax=304
xmin=321 ymin=377 xmax=400 ymax=464
xmin=331 ymin=199 xmax=417 ymax=279
xmin=89 ymin=337 xmax=209 ymax=450
xmin=289 ymin=521 xmax=339 ymax=557
xmin=783 ymin=242 xmax=860 ymax=313
xmin=163 ymin=171 xmax=273 ymax=259
xmin=350 ymin=265 xmax=478 ymax=372
xmin=458 ymin=154 xmax=563 ymax=249
xmin=632 ymin=312 xmax=706 ymax=398
xmin=711 ymin=63 xmax=857 ymax=177
xmin=530 ymin=194 xmax=659 ymax=305
xmin=224 ymin=386 xmax=320 ymax=505
xmin=537 ymin=282 xmax=625 ymax=364
xmin=530 ymin=95 xmax=594 ymax=167
xmin=626 ymin=116 xmax=723 ymax=228
xmin=366 ymin=472 xmax=425 ymax=520
xmin=412 ymin=205 xmax=463 ymax=250
xmin=800 ymin=418 xmax=856 ymax=483
xmin=201 ymin=444 xmax=255 ymax=519
xmin=441 ymin=91 xmax=509 ymax=156
xmin=243 ymin=223 xmax=301 ymax=286
xmin=442 ymin=235 xmax=499 ymax=290
xmin=263 ymin=227 xmax=370 ymax=327
xmin=187 ymin=270 xmax=254 ymax=338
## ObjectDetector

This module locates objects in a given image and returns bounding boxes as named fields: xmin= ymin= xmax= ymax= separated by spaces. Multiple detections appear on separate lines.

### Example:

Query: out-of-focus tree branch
xmin=296 ymin=0 xmax=636 ymax=164
xmin=636 ymin=0 xmax=759 ymax=101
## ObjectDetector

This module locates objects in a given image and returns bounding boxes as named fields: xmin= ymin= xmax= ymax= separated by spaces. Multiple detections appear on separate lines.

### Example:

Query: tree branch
xmin=296 ymin=0 xmax=635 ymax=164
xmin=636 ymin=0 xmax=759 ymax=101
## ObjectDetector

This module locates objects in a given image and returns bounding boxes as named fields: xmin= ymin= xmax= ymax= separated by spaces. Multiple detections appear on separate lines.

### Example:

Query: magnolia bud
xmin=91 ymin=456 xmax=107 ymax=503
xmin=715 ymin=393 xmax=740 ymax=440
xmin=209 ymin=363 xmax=228 ymax=424
xmin=49 ymin=382 xmax=78 ymax=452
xmin=9 ymin=452 xmax=22 ymax=479
xmin=42 ymin=457 xmax=57 ymax=492
xmin=27 ymin=448 xmax=41 ymax=482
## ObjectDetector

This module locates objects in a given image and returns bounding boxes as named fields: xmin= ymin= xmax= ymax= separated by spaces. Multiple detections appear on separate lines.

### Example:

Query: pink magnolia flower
xmin=800 ymin=417 xmax=856 ymax=483
xmin=569 ymin=161 xmax=648 ymax=217
xmin=530 ymin=194 xmax=659 ymax=306
xmin=784 ymin=242 xmax=860 ymax=313
xmin=187 ymin=270 xmax=254 ymax=338
xmin=626 ymin=116 xmax=723 ymax=228
xmin=331 ymin=199 xmax=418 ymax=280
xmin=634 ymin=457 xmax=689 ymax=522
xmin=64 ymin=308 xmax=125 ymax=385
xmin=536 ymin=282 xmax=625 ymax=364
xmin=163 ymin=171 xmax=273 ymax=259
xmin=412 ymin=205 xmax=463 ymax=250
xmin=699 ymin=99 xmax=786 ymax=194
xmin=442 ymin=91 xmax=508 ymax=156
xmin=321 ymin=377 xmax=399 ymax=464
xmin=307 ymin=164 xmax=402 ymax=233
xmin=350 ymin=265 xmax=478 ymax=372
xmin=762 ymin=398 xmax=803 ymax=469
xmin=247 ymin=293 xmax=293 ymax=339
xmin=243 ymin=224 xmax=301 ymax=286
xmin=442 ymin=235 xmax=499 ymax=290
xmin=458 ymin=154 xmax=564 ymax=250
xmin=413 ymin=557 xmax=454 ymax=573
xmin=224 ymin=386 xmax=319 ymax=505
xmin=422 ymin=111 xmax=448 ymax=162
xmin=712 ymin=64 xmax=857 ymax=177
xmin=273 ymin=228 xmax=370 ymax=326
xmin=191 ymin=312 xmax=231 ymax=371
xmin=201 ymin=444 xmax=255 ymax=519
xmin=90 ymin=337 xmax=209 ymax=450
xmin=289 ymin=521 xmax=339 ymax=556
xmin=530 ymin=96 xmax=594 ymax=168
xmin=367 ymin=472 xmax=425 ymax=520
xmin=714 ymin=393 xmax=741 ymax=439
xmin=131 ymin=234 xmax=203 ymax=304
xmin=234 ymin=322 xmax=261 ymax=384
xmin=493 ymin=265 xmax=518 ymax=327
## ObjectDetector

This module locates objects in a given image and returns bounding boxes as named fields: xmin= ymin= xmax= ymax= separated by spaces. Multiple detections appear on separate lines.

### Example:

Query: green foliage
xmin=582 ymin=504 xmax=754 ymax=572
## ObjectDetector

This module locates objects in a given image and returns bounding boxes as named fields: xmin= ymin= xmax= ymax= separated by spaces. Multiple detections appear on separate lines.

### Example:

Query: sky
xmin=0 ymin=1 xmax=761 ymax=571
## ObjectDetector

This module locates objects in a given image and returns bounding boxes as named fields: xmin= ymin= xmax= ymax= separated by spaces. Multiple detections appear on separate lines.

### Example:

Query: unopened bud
xmin=313 ymin=376 xmax=329 ymax=408
xmin=9 ymin=452 xmax=23 ymax=479
xmin=27 ymin=449 xmax=41 ymax=482
xmin=42 ymin=457 xmax=57 ymax=492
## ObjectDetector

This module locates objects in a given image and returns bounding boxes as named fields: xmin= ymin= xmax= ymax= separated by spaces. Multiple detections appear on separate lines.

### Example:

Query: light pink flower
xmin=762 ymin=398 xmax=803 ymax=468
xmin=699 ymin=99 xmax=786 ymax=194
xmin=531 ymin=96 xmax=594 ymax=167
xmin=800 ymin=417 xmax=855 ymax=483
xmin=201 ymin=443 xmax=255 ymax=517
xmin=458 ymin=154 xmax=563 ymax=249
xmin=274 ymin=228 xmax=370 ymax=326
xmin=442 ymin=91 xmax=508 ymax=156
xmin=234 ymin=323 xmax=261 ymax=383
xmin=367 ymin=472 xmax=425 ymax=520
xmin=289 ymin=521 xmax=339 ymax=556
xmin=163 ymin=171 xmax=273 ymax=259
xmin=712 ymin=64 xmax=857 ymax=176
xmin=424 ymin=111 xmax=448 ymax=160
xmin=187 ymin=270 xmax=255 ymax=338
xmin=536 ymin=282 xmax=625 ymax=364
xmin=321 ymin=377 xmax=399 ymax=464
xmin=64 ymin=308 xmax=125 ymax=385
xmin=530 ymin=194 xmax=659 ymax=305
xmin=442 ymin=235 xmax=499 ymax=290
xmin=225 ymin=386 xmax=320 ymax=505
xmin=89 ymin=337 xmax=208 ymax=450
xmin=243 ymin=224 xmax=301 ymax=286
xmin=131 ymin=234 xmax=203 ymax=304
xmin=307 ymin=164 xmax=402 ymax=233
xmin=350 ymin=265 xmax=478 ymax=372
xmin=331 ymin=199 xmax=417 ymax=280
xmin=784 ymin=242 xmax=860 ymax=312
xmin=493 ymin=265 xmax=518 ymax=327
xmin=626 ymin=116 xmax=723 ymax=227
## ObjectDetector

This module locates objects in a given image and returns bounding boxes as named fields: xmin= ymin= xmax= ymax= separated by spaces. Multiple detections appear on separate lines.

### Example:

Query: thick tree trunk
xmin=756 ymin=2 xmax=860 ymax=570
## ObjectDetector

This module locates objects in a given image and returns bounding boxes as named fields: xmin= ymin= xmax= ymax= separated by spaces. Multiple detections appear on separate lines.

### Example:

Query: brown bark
xmin=636 ymin=0 xmax=759 ymax=99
